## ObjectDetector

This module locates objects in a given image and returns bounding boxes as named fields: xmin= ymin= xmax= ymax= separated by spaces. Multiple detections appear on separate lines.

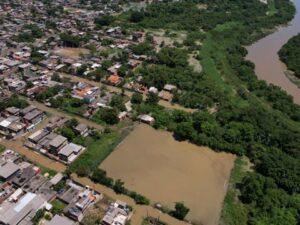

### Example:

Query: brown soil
xmin=54 ymin=47 xmax=90 ymax=59
xmin=101 ymin=124 xmax=235 ymax=225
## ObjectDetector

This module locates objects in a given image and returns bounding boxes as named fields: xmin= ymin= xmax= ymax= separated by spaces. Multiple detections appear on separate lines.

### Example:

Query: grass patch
xmin=37 ymin=164 xmax=57 ymax=177
xmin=51 ymin=199 xmax=67 ymax=215
xmin=61 ymin=98 xmax=87 ymax=116
xmin=0 ymin=144 xmax=6 ymax=153
xmin=69 ymin=126 xmax=133 ymax=177
xmin=220 ymin=157 xmax=248 ymax=225
xmin=267 ymin=0 xmax=277 ymax=16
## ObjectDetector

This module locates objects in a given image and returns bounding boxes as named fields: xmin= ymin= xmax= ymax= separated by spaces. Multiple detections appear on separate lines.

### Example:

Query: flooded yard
xmin=100 ymin=124 xmax=235 ymax=225
xmin=53 ymin=47 xmax=90 ymax=59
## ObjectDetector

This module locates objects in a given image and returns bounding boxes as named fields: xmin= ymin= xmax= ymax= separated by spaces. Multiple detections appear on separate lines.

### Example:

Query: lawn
xmin=69 ymin=130 xmax=130 ymax=177
xmin=51 ymin=199 xmax=67 ymax=215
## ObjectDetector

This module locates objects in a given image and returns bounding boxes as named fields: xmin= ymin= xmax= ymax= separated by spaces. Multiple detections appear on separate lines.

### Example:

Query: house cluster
xmin=56 ymin=180 xmax=102 ymax=222
xmin=101 ymin=200 xmax=131 ymax=225
xmin=0 ymin=148 xmax=105 ymax=225
xmin=25 ymin=116 xmax=88 ymax=164
xmin=0 ymin=105 xmax=45 ymax=139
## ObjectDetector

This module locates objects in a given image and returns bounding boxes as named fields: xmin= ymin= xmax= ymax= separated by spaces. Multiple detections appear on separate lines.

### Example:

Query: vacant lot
xmin=101 ymin=124 xmax=235 ymax=225
xmin=53 ymin=47 xmax=89 ymax=59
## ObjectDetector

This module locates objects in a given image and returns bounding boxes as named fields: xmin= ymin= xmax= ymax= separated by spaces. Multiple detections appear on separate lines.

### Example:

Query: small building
xmin=107 ymin=74 xmax=121 ymax=86
xmin=138 ymin=114 xmax=155 ymax=125
xmin=74 ymin=124 xmax=89 ymax=137
xmin=48 ymin=135 xmax=68 ymax=155
xmin=163 ymin=84 xmax=177 ymax=92
xmin=0 ymin=192 xmax=46 ymax=225
xmin=4 ymin=107 xmax=20 ymax=116
xmin=58 ymin=143 xmax=83 ymax=163
xmin=0 ymin=162 xmax=20 ymax=182
xmin=23 ymin=109 xmax=44 ymax=125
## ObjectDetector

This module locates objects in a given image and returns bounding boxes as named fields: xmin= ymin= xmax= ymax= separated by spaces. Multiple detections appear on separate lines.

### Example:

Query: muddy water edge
xmin=246 ymin=0 xmax=300 ymax=104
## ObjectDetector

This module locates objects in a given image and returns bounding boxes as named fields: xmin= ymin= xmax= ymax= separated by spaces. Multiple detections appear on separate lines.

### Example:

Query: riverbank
xmin=246 ymin=0 xmax=300 ymax=104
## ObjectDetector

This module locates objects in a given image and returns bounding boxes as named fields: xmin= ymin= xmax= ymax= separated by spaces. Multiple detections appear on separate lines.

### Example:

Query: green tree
xmin=131 ymin=93 xmax=143 ymax=104
xmin=113 ymin=179 xmax=126 ymax=194
xmin=146 ymin=92 xmax=159 ymax=105
xmin=172 ymin=202 xmax=190 ymax=220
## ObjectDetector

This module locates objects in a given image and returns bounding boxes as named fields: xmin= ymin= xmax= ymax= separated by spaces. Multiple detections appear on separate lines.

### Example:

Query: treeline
xmin=125 ymin=0 xmax=267 ymax=31
xmin=278 ymin=33 xmax=300 ymax=78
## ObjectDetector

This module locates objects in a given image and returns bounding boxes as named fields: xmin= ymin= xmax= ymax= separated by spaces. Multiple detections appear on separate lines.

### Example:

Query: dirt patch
xmin=188 ymin=54 xmax=202 ymax=73
xmin=100 ymin=124 xmax=235 ymax=225
xmin=53 ymin=47 xmax=90 ymax=59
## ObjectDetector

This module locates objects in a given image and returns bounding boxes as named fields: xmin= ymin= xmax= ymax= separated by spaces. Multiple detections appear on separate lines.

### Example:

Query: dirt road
xmin=20 ymin=97 xmax=103 ymax=131
xmin=0 ymin=117 xmax=66 ymax=172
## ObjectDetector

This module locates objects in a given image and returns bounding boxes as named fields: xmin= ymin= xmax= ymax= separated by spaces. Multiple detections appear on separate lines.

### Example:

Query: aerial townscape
xmin=0 ymin=0 xmax=299 ymax=225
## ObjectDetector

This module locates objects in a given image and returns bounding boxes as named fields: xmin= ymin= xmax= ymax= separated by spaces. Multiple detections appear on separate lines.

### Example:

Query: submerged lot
xmin=101 ymin=124 xmax=235 ymax=225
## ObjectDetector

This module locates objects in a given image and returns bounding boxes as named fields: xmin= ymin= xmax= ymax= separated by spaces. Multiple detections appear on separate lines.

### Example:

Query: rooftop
xmin=46 ymin=215 xmax=75 ymax=225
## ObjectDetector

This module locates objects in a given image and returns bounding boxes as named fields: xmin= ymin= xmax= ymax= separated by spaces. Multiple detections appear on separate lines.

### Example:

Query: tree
xmin=59 ymin=127 xmax=75 ymax=141
xmin=68 ymin=118 xmax=79 ymax=128
xmin=113 ymin=179 xmax=126 ymax=194
xmin=91 ymin=169 xmax=114 ymax=187
xmin=131 ymin=93 xmax=143 ymax=104
xmin=129 ymin=11 xmax=144 ymax=23
xmin=174 ymin=122 xmax=195 ymax=140
xmin=95 ymin=108 xmax=119 ymax=125
xmin=146 ymin=92 xmax=159 ymax=105
xmin=51 ymin=73 xmax=61 ymax=82
xmin=77 ymin=64 xmax=88 ymax=76
xmin=95 ymin=15 xmax=114 ymax=27
xmin=110 ymin=95 xmax=126 ymax=111
xmin=172 ymin=202 xmax=190 ymax=220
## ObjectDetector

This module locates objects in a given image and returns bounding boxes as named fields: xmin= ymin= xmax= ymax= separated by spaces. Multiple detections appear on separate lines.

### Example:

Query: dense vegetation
xmin=115 ymin=0 xmax=300 ymax=224
xmin=278 ymin=33 xmax=300 ymax=78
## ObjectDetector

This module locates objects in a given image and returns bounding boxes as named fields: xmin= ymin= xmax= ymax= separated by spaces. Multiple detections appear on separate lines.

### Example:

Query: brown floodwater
xmin=101 ymin=124 xmax=235 ymax=225
xmin=246 ymin=0 xmax=300 ymax=104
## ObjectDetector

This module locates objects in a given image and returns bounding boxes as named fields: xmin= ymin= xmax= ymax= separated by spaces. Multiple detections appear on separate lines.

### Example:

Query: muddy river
xmin=246 ymin=0 xmax=300 ymax=104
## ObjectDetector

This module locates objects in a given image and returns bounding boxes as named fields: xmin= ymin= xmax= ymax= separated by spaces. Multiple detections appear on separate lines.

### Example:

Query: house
xmin=158 ymin=90 xmax=173 ymax=101
xmin=46 ymin=215 xmax=75 ymax=225
xmin=0 ymin=162 xmax=20 ymax=182
xmin=0 ymin=192 xmax=47 ymax=225
xmin=23 ymin=109 xmax=44 ymax=126
xmin=7 ymin=121 xmax=26 ymax=138
xmin=138 ymin=114 xmax=155 ymax=125
xmin=46 ymin=117 xmax=69 ymax=131
xmin=12 ymin=166 xmax=37 ymax=187
xmin=48 ymin=135 xmax=67 ymax=155
xmin=4 ymin=107 xmax=20 ymax=116
xmin=74 ymin=123 xmax=89 ymax=137
xmin=101 ymin=200 xmax=130 ymax=225
xmin=58 ymin=143 xmax=84 ymax=163
xmin=20 ymin=105 xmax=37 ymax=116
xmin=107 ymin=74 xmax=121 ymax=86
xmin=163 ymin=84 xmax=177 ymax=92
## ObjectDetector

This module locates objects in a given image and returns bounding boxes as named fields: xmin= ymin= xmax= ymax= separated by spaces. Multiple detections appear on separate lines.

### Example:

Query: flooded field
xmin=101 ymin=124 xmax=235 ymax=225
xmin=53 ymin=47 xmax=90 ymax=59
